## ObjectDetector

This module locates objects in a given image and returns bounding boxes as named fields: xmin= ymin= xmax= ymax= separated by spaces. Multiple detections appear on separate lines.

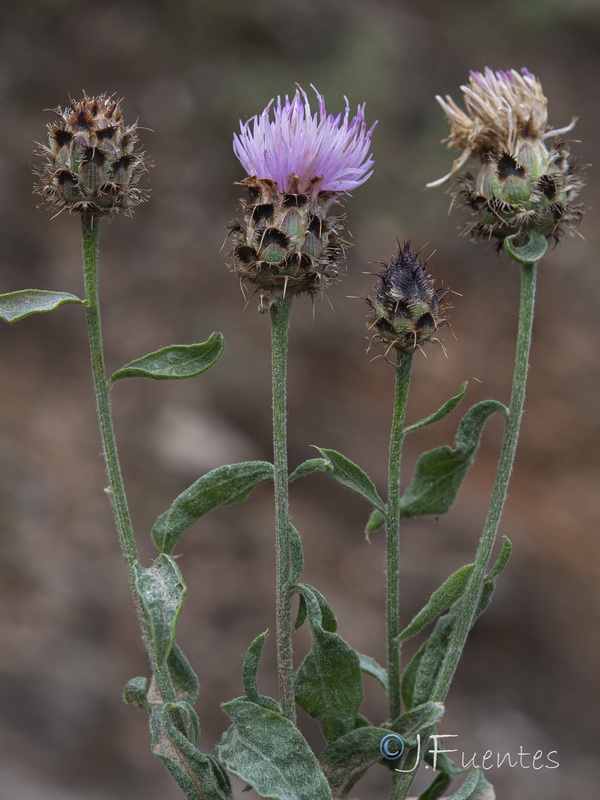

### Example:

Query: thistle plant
xmin=0 ymin=71 xmax=585 ymax=800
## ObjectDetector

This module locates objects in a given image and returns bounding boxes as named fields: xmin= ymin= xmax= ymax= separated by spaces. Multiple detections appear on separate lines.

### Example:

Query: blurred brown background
xmin=0 ymin=1 xmax=598 ymax=798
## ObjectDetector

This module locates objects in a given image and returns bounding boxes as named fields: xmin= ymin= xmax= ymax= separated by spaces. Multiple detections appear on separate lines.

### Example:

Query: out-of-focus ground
xmin=0 ymin=1 xmax=599 ymax=798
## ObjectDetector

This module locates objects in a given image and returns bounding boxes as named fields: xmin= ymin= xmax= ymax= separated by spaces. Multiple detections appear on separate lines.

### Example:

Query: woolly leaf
xmin=168 ymin=643 xmax=200 ymax=705
xmin=0 ymin=289 xmax=84 ymax=322
xmin=110 ymin=333 xmax=224 ymax=382
xmin=289 ymin=458 xmax=332 ymax=482
xmin=218 ymin=698 xmax=333 ymax=800
xmin=488 ymin=536 xmax=512 ymax=580
xmin=151 ymin=702 xmax=232 ymax=800
xmin=357 ymin=652 xmax=388 ymax=691
xmin=418 ymin=771 xmax=453 ymax=800
xmin=152 ymin=461 xmax=274 ymax=553
xmin=504 ymin=232 xmax=548 ymax=265
xmin=288 ymin=524 xmax=304 ymax=585
xmin=316 ymin=448 xmax=386 ymax=513
xmin=400 ymin=400 xmax=507 ymax=518
xmin=397 ymin=564 xmax=476 ymax=643
xmin=136 ymin=554 xmax=186 ymax=667
xmin=293 ymin=583 xmax=363 ymax=742
xmin=446 ymin=769 xmax=491 ymax=800
xmin=404 ymin=381 xmax=469 ymax=435
xmin=365 ymin=508 xmax=386 ymax=535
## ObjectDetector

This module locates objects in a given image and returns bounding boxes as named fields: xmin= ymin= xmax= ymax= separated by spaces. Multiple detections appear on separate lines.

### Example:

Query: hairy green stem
xmin=386 ymin=349 xmax=414 ymax=723
xmin=81 ymin=213 xmax=177 ymax=704
xmin=433 ymin=261 xmax=537 ymax=701
xmin=392 ymin=261 xmax=538 ymax=799
xmin=270 ymin=296 xmax=295 ymax=721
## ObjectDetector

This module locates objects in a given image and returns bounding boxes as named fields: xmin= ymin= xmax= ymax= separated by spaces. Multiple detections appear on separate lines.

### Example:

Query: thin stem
xmin=270 ymin=295 xmax=295 ymax=721
xmin=392 ymin=261 xmax=538 ymax=800
xmin=433 ymin=260 xmax=537 ymax=702
xmin=81 ymin=213 xmax=177 ymax=704
xmin=386 ymin=349 xmax=414 ymax=723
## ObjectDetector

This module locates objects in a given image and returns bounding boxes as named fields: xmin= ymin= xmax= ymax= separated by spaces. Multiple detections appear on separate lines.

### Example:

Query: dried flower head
xmin=366 ymin=242 xmax=449 ymax=355
xmin=34 ymin=94 xmax=148 ymax=218
xmin=427 ymin=68 xmax=585 ymax=247
xmin=230 ymin=86 xmax=376 ymax=301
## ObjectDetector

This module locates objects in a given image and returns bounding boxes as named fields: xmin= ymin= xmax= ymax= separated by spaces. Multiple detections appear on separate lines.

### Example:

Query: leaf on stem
xmin=0 ymin=289 xmax=84 ymax=323
xmin=315 ymin=448 xmax=387 ymax=514
xmin=136 ymin=554 xmax=186 ymax=667
xmin=357 ymin=652 xmax=388 ymax=691
xmin=110 ymin=332 xmax=224 ymax=383
xmin=167 ymin=643 xmax=200 ymax=705
xmin=404 ymin=381 xmax=469 ymax=436
xmin=319 ymin=725 xmax=401 ymax=798
xmin=292 ymin=583 xmax=363 ymax=742
xmin=396 ymin=564 xmax=476 ymax=643
xmin=400 ymin=400 xmax=507 ymax=518
xmin=418 ymin=771 xmax=453 ymax=800
xmin=218 ymin=698 xmax=333 ymax=800
xmin=318 ymin=702 xmax=443 ymax=798
xmin=241 ymin=631 xmax=280 ymax=712
xmin=392 ymin=701 xmax=445 ymax=746
xmin=503 ymin=232 xmax=548 ymax=265
xmin=288 ymin=524 xmax=304 ymax=585
xmin=151 ymin=702 xmax=233 ymax=800
xmin=365 ymin=508 xmax=386 ymax=535
xmin=488 ymin=536 xmax=512 ymax=580
xmin=152 ymin=461 xmax=274 ymax=554
xmin=445 ymin=768 xmax=493 ymax=799
xmin=123 ymin=676 xmax=149 ymax=709
xmin=289 ymin=458 xmax=332 ymax=482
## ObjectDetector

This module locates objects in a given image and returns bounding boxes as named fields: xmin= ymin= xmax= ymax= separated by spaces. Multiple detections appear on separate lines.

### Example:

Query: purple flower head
xmin=233 ymin=85 xmax=376 ymax=197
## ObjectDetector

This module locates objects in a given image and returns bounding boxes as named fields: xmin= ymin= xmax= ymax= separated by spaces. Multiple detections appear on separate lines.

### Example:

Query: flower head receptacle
xmin=34 ymin=94 xmax=148 ymax=218
xmin=428 ymin=68 xmax=585 ymax=247
xmin=366 ymin=242 xmax=449 ymax=355
xmin=230 ymin=86 xmax=375 ymax=301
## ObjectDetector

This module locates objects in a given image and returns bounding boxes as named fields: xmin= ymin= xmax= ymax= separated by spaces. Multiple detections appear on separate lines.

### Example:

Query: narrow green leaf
xmin=404 ymin=381 xmax=469 ymax=435
xmin=418 ymin=771 xmax=453 ymax=800
xmin=412 ymin=612 xmax=456 ymax=708
xmin=446 ymin=768 xmax=484 ymax=800
xmin=400 ymin=400 xmax=507 ymax=518
xmin=289 ymin=458 xmax=332 ymax=482
xmin=392 ymin=701 xmax=445 ymax=746
xmin=151 ymin=703 xmax=233 ymax=800
xmin=0 ymin=289 xmax=84 ymax=323
xmin=152 ymin=461 xmax=274 ymax=553
xmin=488 ymin=536 xmax=512 ymax=580
xmin=504 ymin=232 xmax=548 ymax=265
xmin=316 ymin=448 xmax=386 ymax=513
xmin=401 ymin=641 xmax=427 ymax=710
xmin=411 ymin=577 xmax=498 ymax=709
xmin=110 ymin=332 xmax=224 ymax=382
xmin=168 ymin=643 xmax=200 ymax=705
xmin=397 ymin=564 xmax=476 ymax=643
xmin=218 ymin=698 xmax=333 ymax=800
xmin=292 ymin=583 xmax=363 ymax=742
xmin=136 ymin=555 xmax=186 ymax=667
xmin=365 ymin=508 xmax=386 ymax=535
xmin=242 ymin=631 xmax=268 ymax=704
xmin=357 ymin=652 xmax=388 ymax=691
xmin=288 ymin=524 xmax=304 ymax=585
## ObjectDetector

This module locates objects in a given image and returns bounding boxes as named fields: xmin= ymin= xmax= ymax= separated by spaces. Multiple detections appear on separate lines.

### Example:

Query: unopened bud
xmin=366 ymin=243 xmax=448 ymax=354
xmin=34 ymin=94 xmax=148 ymax=218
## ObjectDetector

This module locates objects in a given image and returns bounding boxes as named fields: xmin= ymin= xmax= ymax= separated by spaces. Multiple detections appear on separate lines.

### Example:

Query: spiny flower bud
xmin=366 ymin=242 xmax=448 ymax=354
xmin=427 ymin=68 xmax=585 ymax=247
xmin=230 ymin=85 xmax=375 ymax=302
xmin=34 ymin=94 xmax=148 ymax=218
